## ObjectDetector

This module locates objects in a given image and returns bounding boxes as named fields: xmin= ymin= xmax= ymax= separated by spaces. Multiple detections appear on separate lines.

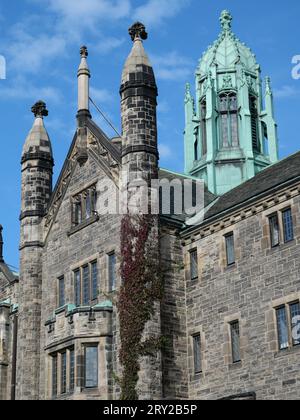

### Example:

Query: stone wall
xmin=183 ymin=189 xmax=300 ymax=400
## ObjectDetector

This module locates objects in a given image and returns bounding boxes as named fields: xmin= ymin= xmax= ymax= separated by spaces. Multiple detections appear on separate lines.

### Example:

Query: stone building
xmin=0 ymin=11 xmax=299 ymax=400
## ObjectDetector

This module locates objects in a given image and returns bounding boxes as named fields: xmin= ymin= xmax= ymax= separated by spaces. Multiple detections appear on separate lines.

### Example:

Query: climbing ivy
xmin=118 ymin=214 xmax=163 ymax=400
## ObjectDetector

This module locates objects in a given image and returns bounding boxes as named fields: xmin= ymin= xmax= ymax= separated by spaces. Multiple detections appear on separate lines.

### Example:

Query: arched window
xmin=262 ymin=122 xmax=269 ymax=155
xmin=200 ymin=99 xmax=207 ymax=156
xmin=249 ymin=95 xmax=260 ymax=152
xmin=219 ymin=92 xmax=239 ymax=148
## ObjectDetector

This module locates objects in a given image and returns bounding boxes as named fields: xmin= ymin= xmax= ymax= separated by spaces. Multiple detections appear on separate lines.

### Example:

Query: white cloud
xmin=150 ymin=52 xmax=193 ymax=81
xmin=90 ymin=87 xmax=114 ymax=104
xmin=273 ymin=85 xmax=300 ymax=99
xmin=134 ymin=0 xmax=190 ymax=26
xmin=94 ymin=37 xmax=125 ymax=54
xmin=0 ymin=77 xmax=61 ymax=103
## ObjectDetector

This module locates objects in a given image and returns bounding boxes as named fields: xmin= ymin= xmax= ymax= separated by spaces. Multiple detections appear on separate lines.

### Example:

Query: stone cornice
xmin=181 ymin=181 xmax=300 ymax=244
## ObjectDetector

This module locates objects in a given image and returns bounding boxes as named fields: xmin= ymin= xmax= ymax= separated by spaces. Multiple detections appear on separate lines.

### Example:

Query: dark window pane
xmin=61 ymin=352 xmax=67 ymax=394
xmin=69 ymin=348 xmax=75 ymax=392
xmin=52 ymin=355 xmax=57 ymax=398
xmin=226 ymin=234 xmax=235 ymax=266
xmin=290 ymin=302 xmax=300 ymax=347
xmin=230 ymin=321 xmax=241 ymax=363
xmin=193 ymin=334 xmax=202 ymax=373
xmin=282 ymin=209 xmax=294 ymax=243
xmin=276 ymin=307 xmax=289 ymax=350
xmin=74 ymin=270 xmax=81 ymax=307
xmin=109 ymin=253 xmax=116 ymax=292
xmin=85 ymin=193 xmax=92 ymax=219
xmin=82 ymin=266 xmax=90 ymax=306
xmin=85 ymin=346 xmax=98 ymax=389
xmin=231 ymin=113 xmax=239 ymax=147
xmin=91 ymin=262 xmax=98 ymax=300
xmin=74 ymin=200 xmax=82 ymax=225
xmin=269 ymin=215 xmax=280 ymax=248
xmin=190 ymin=250 xmax=198 ymax=280
xmin=58 ymin=277 xmax=65 ymax=308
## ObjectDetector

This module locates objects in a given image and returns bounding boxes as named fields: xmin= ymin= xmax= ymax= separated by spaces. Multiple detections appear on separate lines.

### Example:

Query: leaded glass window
xmin=74 ymin=270 xmax=81 ymax=307
xmin=225 ymin=233 xmax=235 ymax=266
xmin=58 ymin=276 xmax=65 ymax=308
xmin=52 ymin=355 xmax=58 ymax=398
xmin=82 ymin=265 xmax=90 ymax=306
xmin=290 ymin=302 xmax=300 ymax=347
xmin=219 ymin=93 xmax=239 ymax=148
xmin=230 ymin=321 xmax=241 ymax=363
xmin=109 ymin=253 xmax=116 ymax=292
xmin=269 ymin=214 xmax=280 ymax=248
xmin=193 ymin=334 xmax=202 ymax=374
xmin=72 ymin=185 xmax=97 ymax=227
xmin=190 ymin=249 xmax=198 ymax=280
xmin=84 ymin=346 xmax=98 ymax=389
xmin=282 ymin=208 xmax=294 ymax=243
xmin=61 ymin=352 xmax=67 ymax=394
xmin=276 ymin=307 xmax=289 ymax=350
xmin=69 ymin=348 xmax=75 ymax=392
xmin=91 ymin=261 xmax=98 ymax=301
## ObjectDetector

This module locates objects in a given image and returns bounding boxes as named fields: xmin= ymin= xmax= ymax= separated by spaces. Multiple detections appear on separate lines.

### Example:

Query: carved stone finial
xmin=31 ymin=101 xmax=48 ymax=118
xmin=220 ymin=10 xmax=233 ymax=32
xmin=129 ymin=22 xmax=148 ymax=42
xmin=80 ymin=45 xmax=88 ymax=58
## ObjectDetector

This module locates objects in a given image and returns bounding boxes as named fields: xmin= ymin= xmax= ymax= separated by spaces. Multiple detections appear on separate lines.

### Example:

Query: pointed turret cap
xmin=121 ymin=22 xmax=156 ymax=88
xmin=22 ymin=101 xmax=53 ymax=161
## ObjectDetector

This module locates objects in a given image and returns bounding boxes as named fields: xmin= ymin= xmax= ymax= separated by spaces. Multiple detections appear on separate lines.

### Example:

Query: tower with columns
xmin=184 ymin=10 xmax=279 ymax=195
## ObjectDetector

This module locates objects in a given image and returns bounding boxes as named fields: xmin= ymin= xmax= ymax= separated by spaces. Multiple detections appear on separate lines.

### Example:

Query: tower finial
xmin=220 ymin=10 xmax=233 ymax=32
xmin=31 ymin=101 xmax=48 ymax=118
xmin=0 ymin=225 xmax=4 ymax=263
xmin=80 ymin=45 xmax=88 ymax=58
xmin=129 ymin=22 xmax=148 ymax=42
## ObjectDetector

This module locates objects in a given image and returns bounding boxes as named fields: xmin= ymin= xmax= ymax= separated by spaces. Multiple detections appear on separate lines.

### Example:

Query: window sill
xmin=274 ymin=345 xmax=300 ymax=359
xmin=224 ymin=263 xmax=236 ymax=272
xmin=228 ymin=361 xmax=242 ymax=371
xmin=267 ymin=239 xmax=296 ymax=255
xmin=68 ymin=215 xmax=99 ymax=236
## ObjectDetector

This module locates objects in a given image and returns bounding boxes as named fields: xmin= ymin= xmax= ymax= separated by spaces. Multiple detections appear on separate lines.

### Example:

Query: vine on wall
xmin=118 ymin=214 xmax=163 ymax=400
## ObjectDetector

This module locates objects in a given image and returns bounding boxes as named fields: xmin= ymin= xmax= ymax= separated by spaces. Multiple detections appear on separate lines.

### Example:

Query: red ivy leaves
xmin=118 ymin=214 xmax=163 ymax=400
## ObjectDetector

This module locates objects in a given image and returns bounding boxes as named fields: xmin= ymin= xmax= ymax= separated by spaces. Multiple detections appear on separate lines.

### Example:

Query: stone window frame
xmin=265 ymin=204 xmax=296 ymax=250
xmin=47 ymin=336 xmax=109 ymax=399
xmin=189 ymin=248 xmax=199 ymax=281
xmin=223 ymin=313 xmax=246 ymax=366
xmin=69 ymin=181 xmax=98 ymax=235
xmin=107 ymin=251 xmax=117 ymax=293
xmin=224 ymin=232 xmax=235 ymax=267
xmin=49 ymin=346 xmax=75 ymax=399
xmin=57 ymin=275 xmax=65 ymax=309
xmin=72 ymin=258 xmax=99 ymax=307
xmin=271 ymin=293 xmax=300 ymax=353
xmin=83 ymin=343 xmax=99 ymax=390
xmin=188 ymin=327 xmax=206 ymax=380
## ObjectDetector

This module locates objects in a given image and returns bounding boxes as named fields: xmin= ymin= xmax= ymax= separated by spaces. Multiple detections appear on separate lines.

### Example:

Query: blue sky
xmin=0 ymin=0 xmax=300 ymax=268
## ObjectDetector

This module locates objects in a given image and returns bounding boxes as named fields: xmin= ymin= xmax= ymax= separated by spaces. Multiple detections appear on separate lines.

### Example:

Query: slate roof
xmin=204 ymin=151 xmax=300 ymax=223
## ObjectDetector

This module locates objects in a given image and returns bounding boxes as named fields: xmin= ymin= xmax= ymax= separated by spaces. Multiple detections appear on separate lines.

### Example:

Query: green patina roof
xmin=93 ymin=300 xmax=113 ymax=309
xmin=197 ymin=10 xmax=258 ymax=75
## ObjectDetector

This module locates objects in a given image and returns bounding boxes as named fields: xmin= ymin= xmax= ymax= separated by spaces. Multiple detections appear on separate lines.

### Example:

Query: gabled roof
xmin=0 ymin=262 xmax=19 ymax=286
xmin=202 ymin=151 xmax=300 ymax=223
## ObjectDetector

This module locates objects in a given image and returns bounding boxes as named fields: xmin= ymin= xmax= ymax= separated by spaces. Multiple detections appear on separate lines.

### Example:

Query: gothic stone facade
xmin=0 ymin=17 xmax=300 ymax=401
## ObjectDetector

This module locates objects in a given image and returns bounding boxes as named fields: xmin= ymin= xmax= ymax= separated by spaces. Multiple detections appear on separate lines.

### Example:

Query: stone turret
xmin=17 ymin=101 xmax=53 ymax=400
xmin=120 ymin=23 xmax=162 ymax=399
